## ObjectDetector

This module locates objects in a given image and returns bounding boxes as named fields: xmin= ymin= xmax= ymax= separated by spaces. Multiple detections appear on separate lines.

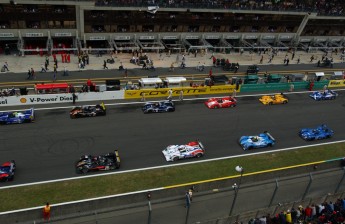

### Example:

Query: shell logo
xmin=20 ymin=98 xmax=27 ymax=103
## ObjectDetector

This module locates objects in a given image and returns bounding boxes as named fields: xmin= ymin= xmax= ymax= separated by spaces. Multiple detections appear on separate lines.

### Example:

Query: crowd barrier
xmin=0 ymin=91 xmax=125 ymax=106
xmin=240 ymin=80 xmax=330 ymax=92
xmin=124 ymin=85 xmax=238 ymax=99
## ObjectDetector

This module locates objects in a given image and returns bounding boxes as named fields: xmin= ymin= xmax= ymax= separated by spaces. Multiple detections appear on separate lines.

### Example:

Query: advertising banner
xmin=0 ymin=91 xmax=125 ymax=107
xmin=328 ymin=80 xmax=345 ymax=88
xmin=124 ymin=85 xmax=239 ymax=99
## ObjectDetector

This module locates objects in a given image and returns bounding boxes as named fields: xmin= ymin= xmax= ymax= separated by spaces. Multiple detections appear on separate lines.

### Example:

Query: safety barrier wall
xmin=240 ymin=80 xmax=329 ymax=92
xmin=0 ymin=91 xmax=125 ymax=106
xmin=124 ymin=85 xmax=238 ymax=99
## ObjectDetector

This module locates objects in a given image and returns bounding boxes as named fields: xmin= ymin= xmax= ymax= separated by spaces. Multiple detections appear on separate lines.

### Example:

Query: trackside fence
xmin=4 ymin=163 xmax=345 ymax=224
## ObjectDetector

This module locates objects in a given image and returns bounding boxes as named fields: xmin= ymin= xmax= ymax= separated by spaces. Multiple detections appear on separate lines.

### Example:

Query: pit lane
xmin=1 ymin=91 xmax=345 ymax=186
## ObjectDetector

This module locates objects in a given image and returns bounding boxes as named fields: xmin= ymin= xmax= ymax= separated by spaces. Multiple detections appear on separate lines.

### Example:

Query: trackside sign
xmin=124 ymin=85 xmax=239 ymax=99
xmin=0 ymin=91 xmax=125 ymax=106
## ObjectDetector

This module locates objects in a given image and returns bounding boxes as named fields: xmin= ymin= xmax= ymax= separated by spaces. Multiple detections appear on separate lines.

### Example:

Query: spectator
xmin=43 ymin=202 xmax=51 ymax=221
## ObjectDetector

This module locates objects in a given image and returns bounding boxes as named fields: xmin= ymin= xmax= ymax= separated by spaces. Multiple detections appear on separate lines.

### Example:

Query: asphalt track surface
xmin=1 ymin=91 xmax=345 ymax=186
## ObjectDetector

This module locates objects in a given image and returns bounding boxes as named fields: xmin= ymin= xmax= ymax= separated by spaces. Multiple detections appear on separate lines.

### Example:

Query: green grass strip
xmin=0 ymin=143 xmax=344 ymax=212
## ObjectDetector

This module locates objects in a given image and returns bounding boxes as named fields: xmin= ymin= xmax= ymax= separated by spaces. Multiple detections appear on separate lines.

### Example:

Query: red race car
xmin=204 ymin=96 xmax=237 ymax=109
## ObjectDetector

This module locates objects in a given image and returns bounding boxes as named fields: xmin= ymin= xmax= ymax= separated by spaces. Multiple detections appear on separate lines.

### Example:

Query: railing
xmin=4 ymin=166 xmax=344 ymax=224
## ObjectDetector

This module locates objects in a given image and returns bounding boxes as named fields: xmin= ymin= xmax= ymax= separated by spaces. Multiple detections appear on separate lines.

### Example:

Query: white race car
xmin=162 ymin=141 xmax=205 ymax=162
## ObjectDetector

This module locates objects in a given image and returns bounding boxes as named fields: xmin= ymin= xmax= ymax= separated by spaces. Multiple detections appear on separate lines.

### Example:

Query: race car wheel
xmin=230 ymin=104 xmax=236 ymax=107
xmin=81 ymin=166 xmax=89 ymax=174
xmin=269 ymin=102 xmax=273 ymax=105
xmin=172 ymin=157 xmax=179 ymax=161
xmin=70 ymin=114 xmax=76 ymax=119
xmin=214 ymin=106 xmax=218 ymax=109
xmin=196 ymin=153 xmax=203 ymax=158
xmin=268 ymin=143 xmax=273 ymax=147
xmin=283 ymin=101 xmax=287 ymax=104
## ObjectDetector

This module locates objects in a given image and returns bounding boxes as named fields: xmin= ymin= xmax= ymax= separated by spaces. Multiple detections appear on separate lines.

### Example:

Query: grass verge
xmin=0 ymin=143 xmax=345 ymax=212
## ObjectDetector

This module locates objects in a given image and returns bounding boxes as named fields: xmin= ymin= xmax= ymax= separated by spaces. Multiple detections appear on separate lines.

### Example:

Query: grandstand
xmin=0 ymin=0 xmax=344 ymax=56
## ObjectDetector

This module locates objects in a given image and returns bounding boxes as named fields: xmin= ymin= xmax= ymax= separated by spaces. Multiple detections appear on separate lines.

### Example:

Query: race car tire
xmin=81 ymin=166 xmax=89 ymax=174
xmin=269 ymin=102 xmax=273 ymax=105
xmin=283 ymin=101 xmax=287 ymax=104
xmin=230 ymin=104 xmax=236 ymax=107
xmin=213 ymin=106 xmax=219 ymax=109
xmin=70 ymin=114 xmax=76 ymax=119
xmin=172 ymin=157 xmax=179 ymax=161
xmin=267 ymin=143 xmax=273 ymax=147
xmin=196 ymin=153 xmax=203 ymax=158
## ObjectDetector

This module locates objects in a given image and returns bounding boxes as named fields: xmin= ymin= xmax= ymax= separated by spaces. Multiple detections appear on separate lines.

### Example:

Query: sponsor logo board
xmin=328 ymin=80 xmax=345 ymax=87
xmin=124 ymin=85 xmax=239 ymax=99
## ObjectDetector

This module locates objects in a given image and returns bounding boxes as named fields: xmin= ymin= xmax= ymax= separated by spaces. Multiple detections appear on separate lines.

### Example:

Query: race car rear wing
xmin=100 ymin=102 xmax=106 ymax=111
xmin=114 ymin=150 xmax=120 ymax=168
xmin=24 ymin=108 xmax=35 ymax=121
xmin=197 ymin=141 xmax=205 ymax=151
xmin=265 ymin=132 xmax=275 ymax=142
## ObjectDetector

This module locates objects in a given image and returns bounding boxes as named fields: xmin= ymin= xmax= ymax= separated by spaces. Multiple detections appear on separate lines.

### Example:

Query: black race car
xmin=75 ymin=150 xmax=120 ymax=174
xmin=70 ymin=103 xmax=106 ymax=119
xmin=0 ymin=160 xmax=16 ymax=181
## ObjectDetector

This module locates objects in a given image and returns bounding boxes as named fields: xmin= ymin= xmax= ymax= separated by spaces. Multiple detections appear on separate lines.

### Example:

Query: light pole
xmin=147 ymin=192 xmax=152 ymax=224
xmin=229 ymin=166 xmax=244 ymax=217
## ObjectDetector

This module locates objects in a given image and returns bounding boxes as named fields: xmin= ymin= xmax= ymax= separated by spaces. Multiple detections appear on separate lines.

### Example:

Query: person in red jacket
xmin=304 ymin=206 xmax=312 ymax=221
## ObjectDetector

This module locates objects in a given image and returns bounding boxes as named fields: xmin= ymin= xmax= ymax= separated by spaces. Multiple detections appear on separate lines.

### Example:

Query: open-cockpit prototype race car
xmin=70 ymin=103 xmax=106 ymax=119
xmin=0 ymin=160 xmax=16 ymax=181
xmin=162 ymin=140 xmax=205 ymax=162
xmin=299 ymin=124 xmax=334 ymax=141
xmin=75 ymin=150 xmax=120 ymax=174
xmin=204 ymin=96 xmax=237 ymax=109
xmin=239 ymin=132 xmax=275 ymax=150
xmin=0 ymin=108 xmax=34 ymax=124
xmin=309 ymin=90 xmax=338 ymax=101
xmin=142 ymin=100 xmax=175 ymax=113
xmin=259 ymin=94 xmax=288 ymax=105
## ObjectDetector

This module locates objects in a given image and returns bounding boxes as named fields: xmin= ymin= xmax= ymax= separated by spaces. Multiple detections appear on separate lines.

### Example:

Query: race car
xmin=162 ymin=140 xmax=205 ymax=162
xmin=204 ymin=96 xmax=237 ymax=109
xmin=0 ymin=160 xmax=16 ymax=181
xmin=309 ymin=90 xmax=338 ymax=101
xmin=142 ymin=100 xmax=175 ymax=113
xmin=239 ymin=132 xmax=275 ymax=150
xmin=75 ymin=150 xmax=120 ymax=174
xmin=259 ymin=94 xmax=288 ymax=105
xmin=70 ymin=103 xmax=106 ymax=119
xmin=299 ymin=124 xmax=334 ymax=141
xmin=0 ymin=108 xmax=34 ymax=125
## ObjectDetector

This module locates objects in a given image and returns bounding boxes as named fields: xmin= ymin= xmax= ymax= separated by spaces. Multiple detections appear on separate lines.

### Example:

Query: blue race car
xmin=299 ymin=124 xmax=334 ymax=141
xmin=309 ymin=90 xmax=338 ymax=101
xmin=142 ymin=100 xmax=175 ymax=114
xmin=239 ymin=132 xmax=275 ymax=150
xmin=0 ymin=160 xmax=16 ymax=181
xmin=0 ymin=108 xmax=34 ymax=125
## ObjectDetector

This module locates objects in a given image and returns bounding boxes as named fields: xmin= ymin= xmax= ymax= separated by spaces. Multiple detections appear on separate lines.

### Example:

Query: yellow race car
xmin=259 ymin=94 xmax=288 ymax=105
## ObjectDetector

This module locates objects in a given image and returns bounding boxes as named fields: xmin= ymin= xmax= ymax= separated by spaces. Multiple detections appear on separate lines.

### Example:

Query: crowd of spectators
xmin=95 ymin=0 xmax=345 ymax=16
xmin=248 ymin=198 xmax=345 ymax=224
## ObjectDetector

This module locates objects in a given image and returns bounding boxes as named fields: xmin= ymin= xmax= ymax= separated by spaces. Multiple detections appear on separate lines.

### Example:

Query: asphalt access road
xmin=0 ymin=63 xmax=344 ymax=85
xmin=1 ymin=92 xmax=345 ymax=186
